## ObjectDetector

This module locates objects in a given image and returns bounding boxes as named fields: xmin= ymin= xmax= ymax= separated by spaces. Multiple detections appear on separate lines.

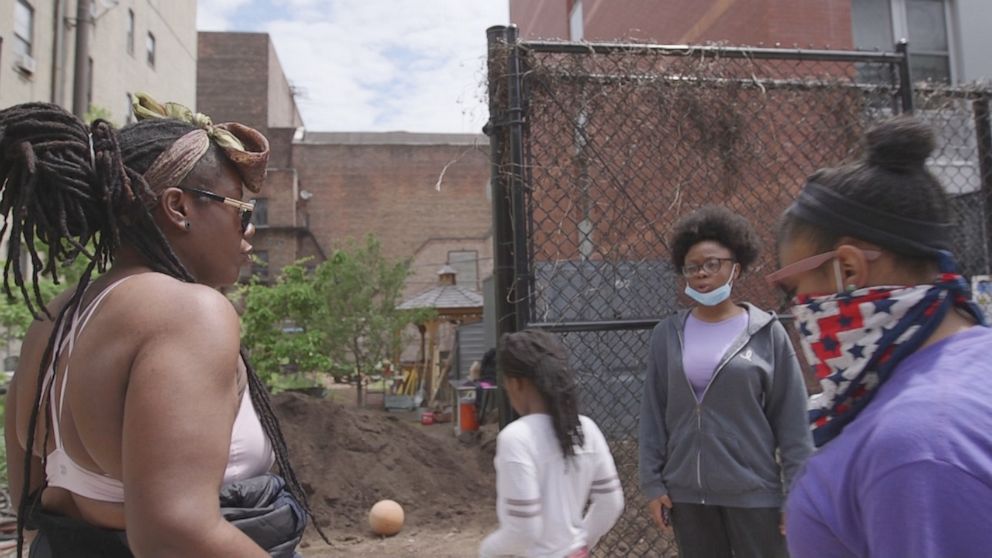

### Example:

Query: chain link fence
xmin=486 ymin=26 xmax=992 ymax=557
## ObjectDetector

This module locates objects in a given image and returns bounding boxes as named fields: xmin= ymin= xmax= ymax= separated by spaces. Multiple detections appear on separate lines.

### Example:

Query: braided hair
xmin=0 ymin=102 xmax=326 ymax=553
xmin=497 ymin=329 xmax=584 ymax=459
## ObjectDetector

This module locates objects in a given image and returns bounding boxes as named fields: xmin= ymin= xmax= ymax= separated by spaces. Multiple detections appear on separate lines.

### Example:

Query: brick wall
xmin=510 ymin=0 xmax=570 ymax=40
xmin=197 ymin=32 xmax=270 ymax=134
xmin=767 ymin=0 xmax=852 ymax=49
xmin=197 ymin=32 xmax=303 ymax=138
xmin=292 ymin=139 xmax=492 ymax=265
xmin=257 ymin=168 xmax=298 ymax=228
xmin=251 ymin=229 xmax=296 ymax=280
xmin=248 ymin=167 xmax=300 ymax=280
xmin=513 ymin=0 xmax=853 ymax=48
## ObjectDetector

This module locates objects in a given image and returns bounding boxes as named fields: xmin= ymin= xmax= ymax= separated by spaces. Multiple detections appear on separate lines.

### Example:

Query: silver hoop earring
xmin=184 ymin=221 xmax=191 ymax=230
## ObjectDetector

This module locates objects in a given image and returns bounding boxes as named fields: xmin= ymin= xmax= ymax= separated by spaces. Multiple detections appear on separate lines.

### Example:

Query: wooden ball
xmin=369 ymin=499 xmax=404 ymax=536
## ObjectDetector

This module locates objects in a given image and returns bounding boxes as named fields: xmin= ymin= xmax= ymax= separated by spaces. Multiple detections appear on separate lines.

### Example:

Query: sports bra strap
xmin=50 ymin=276 xmax=136 ymax=449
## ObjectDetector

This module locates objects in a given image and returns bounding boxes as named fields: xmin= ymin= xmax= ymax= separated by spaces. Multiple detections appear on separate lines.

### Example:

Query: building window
xmin=126 ymin=9 xmax=135 ymax=55
xmin=448 ymin=250 xmax=479 ymax=290
xmin=852 ymin=0 xmax=953 ymax=83
xmin=86 ymin=57 xmax=94 ymax=111
xmin=14 ymin=0 xmax=34 ymax=57
xmin=252 ymin=250 xmax=269 ymax=279
xmin=125 ymin=92 xmax=134 ymax=124
xmin=146 ymin=32 xmax=156 ymax=67
xmin=905 ymin=0 xmax=952 ymax=83
xmin=569 ymin=0 xmax=584 ymax=41
xmin=252 ymin=198 xmax=269 ymax=227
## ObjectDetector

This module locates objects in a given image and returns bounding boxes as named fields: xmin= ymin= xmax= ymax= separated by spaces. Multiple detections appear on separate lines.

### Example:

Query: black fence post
xmin=896 ymin=40 xmax=914 ymax=114
xmin=974 ymin=94 xmax=992 ymax=275
xmin=485 ymin=25 xmax=513 ymax=341
xmin=485 ymin=25 xmax=527 ymax=428
xmin=505 ymin=25 xmax=531 ymax=335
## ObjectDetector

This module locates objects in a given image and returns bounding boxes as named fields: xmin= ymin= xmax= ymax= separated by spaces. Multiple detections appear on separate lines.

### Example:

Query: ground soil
xmin=273 ymin=386 xmax=498 ymax=557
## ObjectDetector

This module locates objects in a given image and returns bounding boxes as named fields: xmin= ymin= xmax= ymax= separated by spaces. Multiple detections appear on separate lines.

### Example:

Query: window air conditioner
xmin=15 ymin=53 xmax=36 ymax=75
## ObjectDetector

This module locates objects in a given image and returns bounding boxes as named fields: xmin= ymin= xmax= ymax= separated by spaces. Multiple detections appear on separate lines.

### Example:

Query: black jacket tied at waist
xmin=28 ymin=473 xmax=307 ymax=558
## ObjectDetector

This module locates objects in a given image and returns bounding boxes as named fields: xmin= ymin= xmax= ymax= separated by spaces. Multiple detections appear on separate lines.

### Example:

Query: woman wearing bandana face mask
xmin=639 ymin=206 xmax=813 ymax=558
xmin=769 ymin=116 xmax=992 ymax=558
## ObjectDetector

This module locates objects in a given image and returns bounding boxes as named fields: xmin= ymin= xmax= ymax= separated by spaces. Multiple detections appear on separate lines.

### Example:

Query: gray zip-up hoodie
xmin=638 ymin=303 xmax=813 ymax=508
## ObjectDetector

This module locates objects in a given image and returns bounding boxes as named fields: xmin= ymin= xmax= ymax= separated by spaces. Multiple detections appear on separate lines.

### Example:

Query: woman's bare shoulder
xmin=16 ymin=273 xmax=241 ymax=369
xmin=104 ymin=272 xmax=240 ymax=331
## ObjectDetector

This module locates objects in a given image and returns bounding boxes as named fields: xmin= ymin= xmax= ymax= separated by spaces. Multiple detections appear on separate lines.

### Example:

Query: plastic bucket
xmin=459 ymin=400 xmax=478 ymax=433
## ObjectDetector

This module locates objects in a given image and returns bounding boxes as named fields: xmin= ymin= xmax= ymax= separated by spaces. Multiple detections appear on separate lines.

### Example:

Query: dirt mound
xmin=273 ymin=392 xmax=496 ymax=538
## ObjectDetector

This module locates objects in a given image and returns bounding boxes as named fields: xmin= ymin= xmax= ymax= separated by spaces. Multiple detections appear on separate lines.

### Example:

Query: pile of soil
xmin=273 ymin=392 xmax=497 ymax=540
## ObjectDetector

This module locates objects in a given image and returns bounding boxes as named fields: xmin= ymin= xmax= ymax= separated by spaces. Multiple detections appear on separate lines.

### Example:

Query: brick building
xmin=511 ymin=0 xmax=992 ymax=84
xmin=196 ymin=32 xmax=492 ymax=300
xmin=290 ymin=131 xmax=492 ymax=298
xmin=197 ymin=32 xmax=303 ymax=138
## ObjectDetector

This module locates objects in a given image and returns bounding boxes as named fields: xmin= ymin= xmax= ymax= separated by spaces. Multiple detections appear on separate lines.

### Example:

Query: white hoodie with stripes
xmin=479 ymin=414 xmax=624 ymax=558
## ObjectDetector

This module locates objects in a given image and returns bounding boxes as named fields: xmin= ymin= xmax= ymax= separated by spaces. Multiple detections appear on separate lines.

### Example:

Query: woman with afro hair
xmin=639 ymin=206 xmax=812 ymax=558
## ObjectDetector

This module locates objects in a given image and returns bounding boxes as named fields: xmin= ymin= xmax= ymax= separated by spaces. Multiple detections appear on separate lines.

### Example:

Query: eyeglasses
xmin=178 ymin=187 xmax=255 ymax=232
xmin=764 ymin=249 xmax=882 ymax=290
xmin=681 ymin=257 xmax=735 ymax=277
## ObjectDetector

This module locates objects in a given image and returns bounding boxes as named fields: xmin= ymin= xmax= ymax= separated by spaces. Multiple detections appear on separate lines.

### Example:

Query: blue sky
xmin=197 ymin=0 xmax=509 ymax=133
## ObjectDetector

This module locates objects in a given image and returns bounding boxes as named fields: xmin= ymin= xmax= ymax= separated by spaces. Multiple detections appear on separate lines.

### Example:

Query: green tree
xmin=239 ymin=235 xmax=433 ymax=401
xmin=313 ymin=235 xmax=427 ymax=404
xmin=237 ymin=262 xmax=334 ymax=391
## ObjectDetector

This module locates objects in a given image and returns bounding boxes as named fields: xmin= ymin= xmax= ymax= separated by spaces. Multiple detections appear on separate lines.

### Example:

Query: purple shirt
xmin=786 ymin=326 xmax=992 ymax=558
xmin=682 ymin=311 xmax=748 ymax=401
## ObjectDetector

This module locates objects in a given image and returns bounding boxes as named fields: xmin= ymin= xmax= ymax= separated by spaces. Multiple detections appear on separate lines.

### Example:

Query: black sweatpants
xmin=671 ymin=503 xmax=788 ymax=558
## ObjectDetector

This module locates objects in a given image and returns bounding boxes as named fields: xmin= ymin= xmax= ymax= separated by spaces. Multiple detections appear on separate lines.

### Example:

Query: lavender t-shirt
xmin=786 ymin=326 xmax=992 ymax=558
xmin=682 ymin=311 xmax=748 ymax=401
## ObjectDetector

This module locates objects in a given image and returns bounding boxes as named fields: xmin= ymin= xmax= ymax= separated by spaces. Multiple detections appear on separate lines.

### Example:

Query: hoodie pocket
xmin=701 ymin=432 xmax=775 ymax=494
xmin=661 ymin=425 xmax=697 ymax=490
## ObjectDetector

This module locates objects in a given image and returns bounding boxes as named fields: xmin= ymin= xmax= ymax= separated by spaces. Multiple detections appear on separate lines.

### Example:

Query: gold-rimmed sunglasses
xmin=178 ymin=187 xmax=255 ymax=232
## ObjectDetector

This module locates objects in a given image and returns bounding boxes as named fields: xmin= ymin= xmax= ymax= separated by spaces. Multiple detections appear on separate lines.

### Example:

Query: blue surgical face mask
xmin=684 ymin=264 xmax=737 ymax=306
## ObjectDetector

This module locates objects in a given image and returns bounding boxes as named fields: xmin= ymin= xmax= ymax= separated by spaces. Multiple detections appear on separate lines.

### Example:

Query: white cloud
xmin=260 ymin=0 xmax=509 ymax=133
xmin=197 ymin=0 xmax=252 ymax=31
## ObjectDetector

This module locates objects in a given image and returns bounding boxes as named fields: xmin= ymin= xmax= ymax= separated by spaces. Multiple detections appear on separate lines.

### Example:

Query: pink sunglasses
xmin=765 ymin=250 xmax=881 ymax=287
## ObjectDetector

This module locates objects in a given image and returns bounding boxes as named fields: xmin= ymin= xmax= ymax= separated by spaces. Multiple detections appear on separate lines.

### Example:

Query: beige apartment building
xmin=0 ymin=0 xmax=196 ymax=122
xmin=0 ymin=0 xmax=197 ymax=366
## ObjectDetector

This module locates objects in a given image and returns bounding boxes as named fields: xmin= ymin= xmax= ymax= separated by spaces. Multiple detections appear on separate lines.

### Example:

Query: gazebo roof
xmin=397 ymin=266 xmax=483 ymax=312
xmin=397 ymin=284 xmax=483 ymax=311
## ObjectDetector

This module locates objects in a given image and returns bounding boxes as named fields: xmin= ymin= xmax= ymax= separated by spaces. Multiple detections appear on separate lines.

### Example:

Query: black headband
xmin=787 ymin=182 xmax=953 ymax=257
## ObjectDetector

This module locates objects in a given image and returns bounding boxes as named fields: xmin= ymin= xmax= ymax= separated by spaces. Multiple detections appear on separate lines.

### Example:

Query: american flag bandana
xmin=792 ymin=272 xmax=985 ymax=447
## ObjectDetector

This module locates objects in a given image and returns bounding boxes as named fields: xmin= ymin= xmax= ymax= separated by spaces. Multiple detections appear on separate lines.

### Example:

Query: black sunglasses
xmin=178 ymin=187 xmax=255 ymax=232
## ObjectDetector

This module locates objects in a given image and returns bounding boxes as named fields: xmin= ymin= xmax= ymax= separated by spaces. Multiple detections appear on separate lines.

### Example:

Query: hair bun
xmin=864 ymin=116 xmax=936 ymax=172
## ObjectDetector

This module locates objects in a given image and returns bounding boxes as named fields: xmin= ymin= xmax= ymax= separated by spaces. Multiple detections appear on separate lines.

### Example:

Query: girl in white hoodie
xmin=480 ymin=329 xmax=624 ymax=558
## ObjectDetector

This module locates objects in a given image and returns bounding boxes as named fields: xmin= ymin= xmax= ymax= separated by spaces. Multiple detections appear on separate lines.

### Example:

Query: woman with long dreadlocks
xmin=1 ymin=94 xmax=321 ymax=557
xmin=479 ymin=330 xmax=624 ymax=558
